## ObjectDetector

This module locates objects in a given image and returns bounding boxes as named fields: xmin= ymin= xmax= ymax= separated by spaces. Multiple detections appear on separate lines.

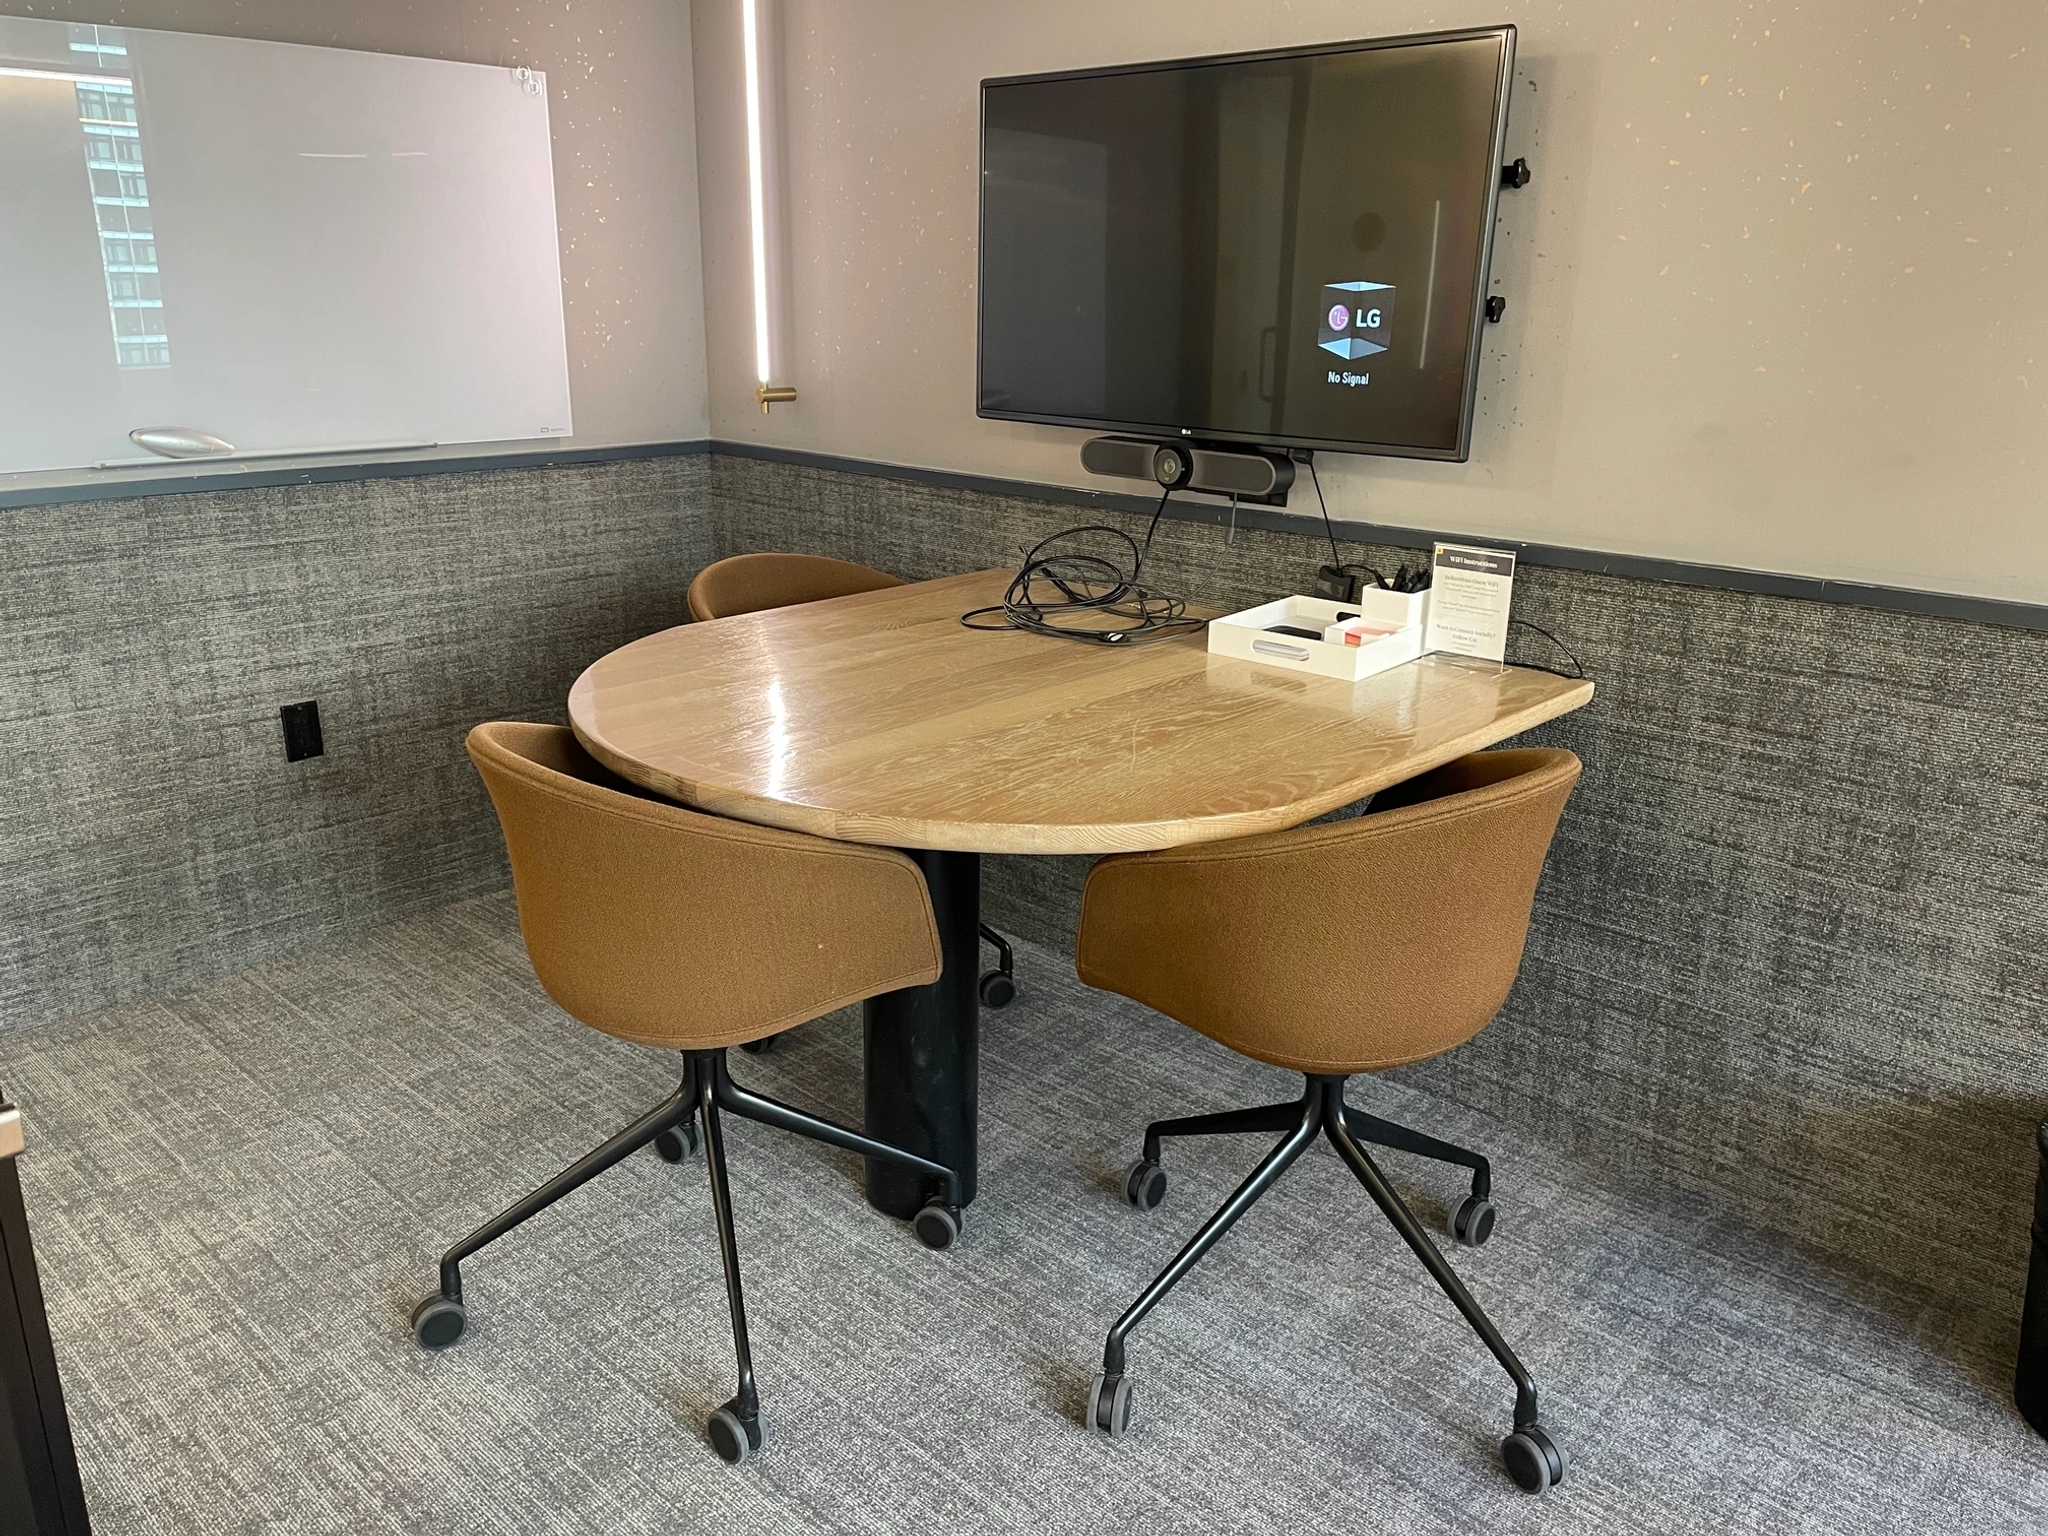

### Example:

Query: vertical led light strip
xmin=742 ymin=0 xmax=771 ymax=384
xmin=741 ymin=0 xmax=794 ymax=410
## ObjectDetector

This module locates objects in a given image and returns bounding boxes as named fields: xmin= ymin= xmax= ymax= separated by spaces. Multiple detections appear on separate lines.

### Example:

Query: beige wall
xmin=20 ymin=0 xmax=709 ymax=450
xmin=695 ymin=1 xmax=2048 ymax=605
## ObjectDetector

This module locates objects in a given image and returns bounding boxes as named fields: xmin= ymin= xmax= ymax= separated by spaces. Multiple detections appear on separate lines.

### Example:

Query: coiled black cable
xmin=960 ymin=488 xmax=1206 ymax=645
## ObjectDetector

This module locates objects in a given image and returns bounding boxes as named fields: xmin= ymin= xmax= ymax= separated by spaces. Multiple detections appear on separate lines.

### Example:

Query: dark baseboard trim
xmin=0 ymin=439 xmax=711 ymax=511
xmin=711 ymin=440 xmax=2048 ymax=635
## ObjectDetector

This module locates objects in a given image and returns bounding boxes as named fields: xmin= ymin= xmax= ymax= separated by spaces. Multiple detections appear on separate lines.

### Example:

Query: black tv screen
xmin=978 ymin=28 xmax=1516 ymax=462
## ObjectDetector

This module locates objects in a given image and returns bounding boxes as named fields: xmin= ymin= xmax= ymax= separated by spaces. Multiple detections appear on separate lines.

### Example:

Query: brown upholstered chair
xmin=1074 ymin=747 xmax=1582 ymax=1496
xmin=686 ymin=551 xmax=1021 ymax=1017
xmin=685 ymin=550 xmax=905 ymax=623
xmin=410 ymin=721 xmax=963 ymax=1466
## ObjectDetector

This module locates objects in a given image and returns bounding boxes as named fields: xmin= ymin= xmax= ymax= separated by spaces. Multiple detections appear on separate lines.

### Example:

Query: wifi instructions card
xmin=1423 ymin=543 xmax=1516 ymax=663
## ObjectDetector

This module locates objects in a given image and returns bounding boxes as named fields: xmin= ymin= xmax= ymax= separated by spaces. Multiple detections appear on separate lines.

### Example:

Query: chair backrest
xmin=467 ymin=722 xmax=941 ymax=1050
xmin=686 ymin=552 xmax=904 ymax=622
xmin=1075 ymin=748 xmax=1582 ymax=1076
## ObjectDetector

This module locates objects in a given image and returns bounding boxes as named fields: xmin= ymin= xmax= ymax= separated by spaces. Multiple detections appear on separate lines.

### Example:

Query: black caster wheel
xmin=1086 ymin=1372 xmax=1133 ymax=1437
xmin=740 ymin=1033 xmax=779 ymax=1055
xmin=706 ymin=1398 xmax=765 ymax=1465
xmin=1122 ymin=1158 xmax=1167 ymax=1212
xmin=978 ymin=970 xmax=1017 ymax=1009
xmin=410 ymin=1293 xmax=467 ymax=1351
xmin=1501 ymin=1423 xmax=1567 ymax=1494
xmin=912 ymin=1198 xmax=962 ymax=1251
xmin=654 ymin=1120 xmax=701 ymax=1164
xmin=1453 ymin=1193 xmax=1496 ymax=1247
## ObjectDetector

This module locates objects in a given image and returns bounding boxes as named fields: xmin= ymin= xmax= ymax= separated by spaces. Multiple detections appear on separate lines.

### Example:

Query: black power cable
xmin=960 ymin=487 xmax=1205 ymax=646
xmin=1507 ymin=617 xmax=1587 ymax=679
xmin=1306 ymin=456 xmax=1386 ymax=592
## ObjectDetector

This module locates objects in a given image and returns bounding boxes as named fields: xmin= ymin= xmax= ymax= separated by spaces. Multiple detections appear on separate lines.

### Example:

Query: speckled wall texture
xmin=711 ymin=449 xmax=2048 ymax=1321
xmin=0 ymin=455 xmax=711 ymax=1029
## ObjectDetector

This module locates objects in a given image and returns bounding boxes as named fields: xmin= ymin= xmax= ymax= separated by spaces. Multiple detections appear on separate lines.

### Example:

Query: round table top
xmin=568 ymin=569 xmax=1594 ymax=855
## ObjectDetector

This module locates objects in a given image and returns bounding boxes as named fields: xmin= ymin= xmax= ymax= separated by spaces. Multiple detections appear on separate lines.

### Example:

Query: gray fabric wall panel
xmin=0 ymin=456 xmax=712 ymax=1029
xmin=711 ymin=450 xmax=2048 ymax=1318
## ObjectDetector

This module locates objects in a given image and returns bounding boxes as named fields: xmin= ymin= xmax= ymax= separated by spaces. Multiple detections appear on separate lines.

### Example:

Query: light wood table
xmin=570 ymin=569 xmax=1593 ymax=1215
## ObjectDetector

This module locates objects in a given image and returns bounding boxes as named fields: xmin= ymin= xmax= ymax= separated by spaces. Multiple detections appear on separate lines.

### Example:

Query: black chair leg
xmin=1324 ymin=1089 xmax=1540 ymax=1432
xmin=1142 ymin=1096 xmax=1307 ymax=1162
xmin=977 ymin=923 xmax=1017 ymax=1009
xmin=696 ymin=1063 xmax=765 ymax=1464
xmin=1343 ymin=1105 xmax=1491 ymax=1196
xmin=419 ymin=1064 xmax=699 ymax=1321
xmin=687 ymin=1048 xmax=965 ymax=1462
xmin=714 ymin=1054 xmax=964 ymax=1248
xmin=1091 ymin=1093 xmax=1323 ymax=1435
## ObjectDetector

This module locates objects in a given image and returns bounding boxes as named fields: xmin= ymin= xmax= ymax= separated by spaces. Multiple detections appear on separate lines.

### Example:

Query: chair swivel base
xmin=1090 ymin=1075 xmax=1566 ymax=1495
xmin=409 ymin=1048 xmax=962 ymax=1465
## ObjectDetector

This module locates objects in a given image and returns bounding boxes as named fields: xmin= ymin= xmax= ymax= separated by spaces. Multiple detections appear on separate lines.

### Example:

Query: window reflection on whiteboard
xmin=70 ymin=25 xmax=172 ymax=368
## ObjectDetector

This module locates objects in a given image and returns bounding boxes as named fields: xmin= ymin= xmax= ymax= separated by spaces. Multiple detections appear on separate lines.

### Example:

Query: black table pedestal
xmin=863 ymin=850 xmax=981 ymax=1218
xmin=2020 ymin=1120 xmax=2048 ymax=1439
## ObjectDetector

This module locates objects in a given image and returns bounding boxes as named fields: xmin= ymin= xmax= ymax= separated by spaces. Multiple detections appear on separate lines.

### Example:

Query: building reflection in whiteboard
xmin=70 ymin=24 xmax=170 ymax=369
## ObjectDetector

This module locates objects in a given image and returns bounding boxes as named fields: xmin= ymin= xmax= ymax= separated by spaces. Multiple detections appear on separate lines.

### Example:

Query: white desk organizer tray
xmin=1207 ymin=589 xmax=1431 ymax=682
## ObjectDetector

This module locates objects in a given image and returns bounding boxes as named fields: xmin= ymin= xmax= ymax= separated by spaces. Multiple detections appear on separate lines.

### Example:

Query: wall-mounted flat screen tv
xmin=978 ymin=27 xmax=1516 ymax=462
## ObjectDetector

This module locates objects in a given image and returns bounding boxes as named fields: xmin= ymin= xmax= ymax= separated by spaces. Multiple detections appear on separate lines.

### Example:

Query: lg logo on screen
xmin=1329 ymin=301 xmax=1382 ymax=330
xmin=1318 ymin=281 xmax=1394 ymax=360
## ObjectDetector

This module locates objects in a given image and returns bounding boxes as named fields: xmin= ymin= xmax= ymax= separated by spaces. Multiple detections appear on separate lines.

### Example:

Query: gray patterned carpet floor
xmin=6 ymin=891 xmax=2046 ymax=1534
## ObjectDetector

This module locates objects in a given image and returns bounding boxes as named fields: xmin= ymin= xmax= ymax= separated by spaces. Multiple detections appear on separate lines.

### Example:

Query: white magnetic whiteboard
xmin=0 ymin=18 xmax=571 ymax=475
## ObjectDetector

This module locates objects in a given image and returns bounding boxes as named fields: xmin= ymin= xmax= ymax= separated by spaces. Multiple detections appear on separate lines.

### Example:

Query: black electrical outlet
xmin=280 ymin=700 xmax=324 ymax=762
